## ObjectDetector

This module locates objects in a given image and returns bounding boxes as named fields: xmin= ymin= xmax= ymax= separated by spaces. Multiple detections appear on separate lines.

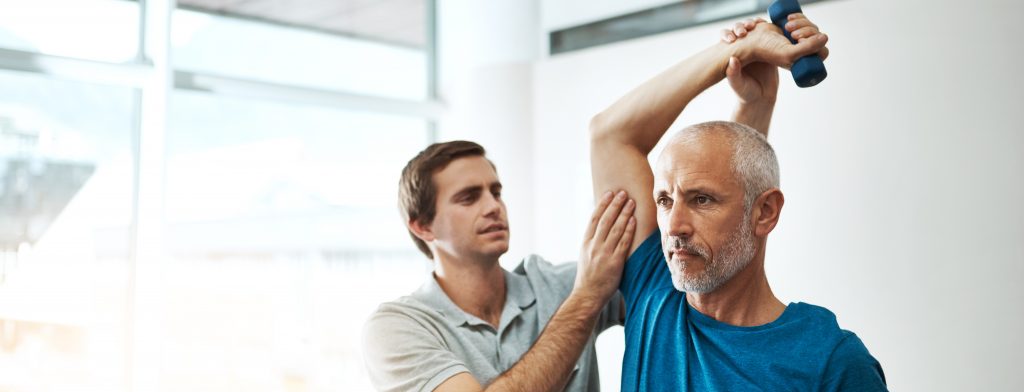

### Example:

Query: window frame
xmin=0 ymin=0 xmax=440 ymax=390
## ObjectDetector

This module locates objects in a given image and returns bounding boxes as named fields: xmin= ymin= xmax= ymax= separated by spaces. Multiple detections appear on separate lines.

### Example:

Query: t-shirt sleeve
xmin=820 ymin=331 xmax=888 ymax=392
xmin=361 ymin=309 xmax=471 ymax=392
xmin=620 ymin=228 xmax=668 ymax=307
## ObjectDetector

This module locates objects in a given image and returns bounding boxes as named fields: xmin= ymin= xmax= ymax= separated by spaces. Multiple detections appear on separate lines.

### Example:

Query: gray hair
xmin=675 ymin=121 xmax=780 ymax=211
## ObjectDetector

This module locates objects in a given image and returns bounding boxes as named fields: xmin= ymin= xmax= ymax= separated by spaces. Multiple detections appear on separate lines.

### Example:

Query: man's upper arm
xmin=590 ymin=136 xmax=658 ymax=255
xmin=362 ymin=309 xmax=471 ymax=392
xmin=432 ymin=373 xmax=483 ymax=392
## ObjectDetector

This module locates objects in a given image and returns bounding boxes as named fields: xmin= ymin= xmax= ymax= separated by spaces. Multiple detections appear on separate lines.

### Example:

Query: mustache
xmin=666 ymin=236 xmax=710 ymax=260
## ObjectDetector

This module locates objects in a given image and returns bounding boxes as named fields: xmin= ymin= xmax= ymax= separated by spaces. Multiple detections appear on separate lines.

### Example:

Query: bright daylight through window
xmin=0 ymin=0 xmax=435 ymax=390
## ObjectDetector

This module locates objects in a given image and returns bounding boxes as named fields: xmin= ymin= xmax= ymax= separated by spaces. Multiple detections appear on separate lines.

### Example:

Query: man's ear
xmin=752 ymin=188 xmax=784 ymax=237
xmin=408 ymin=218 xmax=435 ymax=243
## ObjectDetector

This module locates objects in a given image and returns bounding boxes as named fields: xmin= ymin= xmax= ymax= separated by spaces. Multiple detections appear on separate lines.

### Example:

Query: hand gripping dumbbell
xmin=768 ymin=0 xmax=827 ymax=87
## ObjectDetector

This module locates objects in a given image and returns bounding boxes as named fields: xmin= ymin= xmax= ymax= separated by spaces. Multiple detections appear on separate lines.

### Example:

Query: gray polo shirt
xmin=362 ymin=255 xmax=623 ymax=392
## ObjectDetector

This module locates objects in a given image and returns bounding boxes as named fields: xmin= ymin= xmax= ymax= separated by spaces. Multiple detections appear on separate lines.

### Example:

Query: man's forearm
xmin=733 ymin=99 xmax=776 ymax=136
xmin=590 ymin=42 xmax=737 ymax=153
xmin=486 ymin=292 xmax=604 ymax=392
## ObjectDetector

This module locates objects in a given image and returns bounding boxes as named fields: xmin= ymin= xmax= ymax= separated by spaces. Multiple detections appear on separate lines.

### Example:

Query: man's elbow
xmin=589 ymin=111 xmax=614 ymax=143
xmin=590 ymin=112 xmax=640 ymax=151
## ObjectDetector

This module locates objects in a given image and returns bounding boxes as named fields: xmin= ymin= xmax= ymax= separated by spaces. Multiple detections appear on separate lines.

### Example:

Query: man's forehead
xmin=657 ymin=145 xmax=731 ymax=173
xmin=655 ymin=139 xmax=736 ymax=190
xmin=434 ymin=156 xmax=499 ymax=194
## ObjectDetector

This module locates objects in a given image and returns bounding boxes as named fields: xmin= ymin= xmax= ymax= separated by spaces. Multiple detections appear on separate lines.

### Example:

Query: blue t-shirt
xmin=620 ymin=230 xmax=888 ymax=392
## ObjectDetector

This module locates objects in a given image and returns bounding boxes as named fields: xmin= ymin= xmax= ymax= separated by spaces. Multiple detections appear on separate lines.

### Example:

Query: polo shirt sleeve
xmin=362 ymin=308 xmax=471 ymax=392
xmin=596 ymin=290 xmax=625 ymax=330
xmin=620 ymin=228 xmax=667 ymax=306
xmin=819 ymin=331 xmax=889 ymax=392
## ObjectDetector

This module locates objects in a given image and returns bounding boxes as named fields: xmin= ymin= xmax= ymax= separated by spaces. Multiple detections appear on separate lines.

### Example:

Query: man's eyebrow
xmin=490 ymin=182 xmax=503 ymax=191
xmin=450 ymin=185 xmax=483 ymax=201
xmin=682 ymin=186 xmax=721 ymax=197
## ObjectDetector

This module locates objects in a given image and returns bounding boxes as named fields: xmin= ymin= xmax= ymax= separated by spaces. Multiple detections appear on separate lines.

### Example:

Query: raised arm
xmin=590 ymin=20 xmax=828 ymax=253
xmin=723 ymin=15 xmax=828 ymax=134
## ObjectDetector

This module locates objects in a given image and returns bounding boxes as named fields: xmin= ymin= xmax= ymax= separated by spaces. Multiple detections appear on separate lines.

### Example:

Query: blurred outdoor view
xmin=0 ymin=0 xmax=433 ymax=390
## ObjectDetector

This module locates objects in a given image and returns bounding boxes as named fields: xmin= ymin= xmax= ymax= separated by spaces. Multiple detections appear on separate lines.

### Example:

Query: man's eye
xmin=656 ymin=196 xmax=672 ymax=207
xmin=695 ymin=195 xmax=711 ymax=205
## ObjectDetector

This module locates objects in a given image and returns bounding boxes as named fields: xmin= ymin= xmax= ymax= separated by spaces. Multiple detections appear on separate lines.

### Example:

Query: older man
xmin=589 ymin=17 xmax=887 ymax=391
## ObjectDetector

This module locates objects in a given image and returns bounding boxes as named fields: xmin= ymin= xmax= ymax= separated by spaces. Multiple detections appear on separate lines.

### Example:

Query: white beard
xmin=665 ymin=217 xmax=756 ymax=294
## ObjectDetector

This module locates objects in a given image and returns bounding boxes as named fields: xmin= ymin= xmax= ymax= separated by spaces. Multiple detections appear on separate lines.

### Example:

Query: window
xmin=0 ymin=0 xmax=140 ymax=62
xmin=0 ymin=0 xmax=436 ymax=389
xmin=0 ymin=69 xmax=136 ymax=391
xmin=172 ymin=8 xmax=428 ymax=100
xmin=163 ymin=91 xmax=430 ymax=390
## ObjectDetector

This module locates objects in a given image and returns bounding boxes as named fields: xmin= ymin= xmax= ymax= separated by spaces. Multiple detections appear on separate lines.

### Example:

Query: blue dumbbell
xmin=768 ymin=0 xmax=827 ymax=87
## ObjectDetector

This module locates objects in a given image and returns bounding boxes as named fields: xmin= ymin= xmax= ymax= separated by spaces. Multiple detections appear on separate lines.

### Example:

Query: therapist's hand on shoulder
xmin=574 ymin=190 xmax=636 ymax=309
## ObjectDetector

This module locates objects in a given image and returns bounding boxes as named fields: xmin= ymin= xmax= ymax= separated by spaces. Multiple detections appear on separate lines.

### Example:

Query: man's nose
xmin=666 ymin=205 xmax=694 ymax=238
xmin=482 ymin=193 xmax=503 ymax=218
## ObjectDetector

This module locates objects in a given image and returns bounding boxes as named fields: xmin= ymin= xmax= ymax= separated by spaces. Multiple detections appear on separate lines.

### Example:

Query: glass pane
xmin=0 ymin=0 xmax=140 ymax=63
xmin=164 ymin=90 xmax=430 ymax=391
xmin=172 ymin=6 xmax=428 ymax=100
xmin=0 ymin=69 xmax=136 ymax=391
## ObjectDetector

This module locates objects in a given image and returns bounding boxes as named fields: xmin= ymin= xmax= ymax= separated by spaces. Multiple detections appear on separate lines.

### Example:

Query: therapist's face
xmin=425 ymin=156 xmax=510 ymax=263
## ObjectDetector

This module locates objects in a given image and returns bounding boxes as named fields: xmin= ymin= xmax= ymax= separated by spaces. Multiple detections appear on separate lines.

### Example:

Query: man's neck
xmin=686 ymin=254 xmax=785 ymax=327
xmin=434 ymin=254 xmax=507 ymax=328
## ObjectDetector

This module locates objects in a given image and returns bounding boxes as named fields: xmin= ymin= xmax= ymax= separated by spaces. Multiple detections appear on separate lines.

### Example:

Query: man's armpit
xmin=589 ymin=142 xmax=659 ymax=255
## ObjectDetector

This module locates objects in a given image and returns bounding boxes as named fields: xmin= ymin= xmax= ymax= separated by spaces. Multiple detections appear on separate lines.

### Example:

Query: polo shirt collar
xmin=411 ymin=268 xmax=537 ymax=329
xmin=503 ymin=268 xmax=537 ymax=311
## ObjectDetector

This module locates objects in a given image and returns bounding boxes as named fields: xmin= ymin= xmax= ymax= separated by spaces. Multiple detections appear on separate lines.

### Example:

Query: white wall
xmin=533 ymin=0 xmax=1024 ymax=390
xmin=436 ymin=0 xmax=540 ymax=267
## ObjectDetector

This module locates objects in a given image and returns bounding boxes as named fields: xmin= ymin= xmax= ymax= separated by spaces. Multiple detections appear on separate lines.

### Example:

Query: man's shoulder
xmin=788 ymin=302 xmax=841 ymax=328
xmin=785 ymin=302 xmax=876 ymax=360
xmin=361 ymin=295 xmax=472 ymax=392
xmin=830 ymin=330 xmax=876 ymax=363
xmin=793 ymin=304 xmax=878 ymax=368
xmin=775 ymin=302 xmax=886 ymax=388
xmin=789 ymin=303 xmax=871 ymax=334
xmin=512 ymin=254 xmax=576 ymax=296
xmin=361 ymin=295 xmax=457 ymax=357
xmin=779 ymin=302 xmax=850 ymax=352
xmin=371 ymin=295 xmax=433 ymax=315
xmin=822 ymin=328 xmax=888 ymax=389
xmin=364 ymin=295 xmax=446 ymax=333
xmin=514 ymin=254 xmax=575 ymax=275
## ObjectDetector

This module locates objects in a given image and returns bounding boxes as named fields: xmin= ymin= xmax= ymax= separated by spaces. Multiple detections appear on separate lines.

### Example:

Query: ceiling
xmin=177 ymin=0 xmax=428 ymax=48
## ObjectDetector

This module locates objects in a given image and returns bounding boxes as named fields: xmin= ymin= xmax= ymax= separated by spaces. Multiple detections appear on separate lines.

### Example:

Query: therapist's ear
xmin=408 ymin=218 xmax=435 ymax=242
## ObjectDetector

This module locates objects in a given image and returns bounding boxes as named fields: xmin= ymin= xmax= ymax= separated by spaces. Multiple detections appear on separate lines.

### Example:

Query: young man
xmin=362 ymin=141 xmax=636 ymax=391
xmin=589 ymin=15 xmax=888 ymax=391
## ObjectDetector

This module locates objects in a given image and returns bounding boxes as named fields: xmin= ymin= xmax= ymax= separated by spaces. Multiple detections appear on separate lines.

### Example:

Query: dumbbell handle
xmin=768 ymin=0 xmax=827 ymax=87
